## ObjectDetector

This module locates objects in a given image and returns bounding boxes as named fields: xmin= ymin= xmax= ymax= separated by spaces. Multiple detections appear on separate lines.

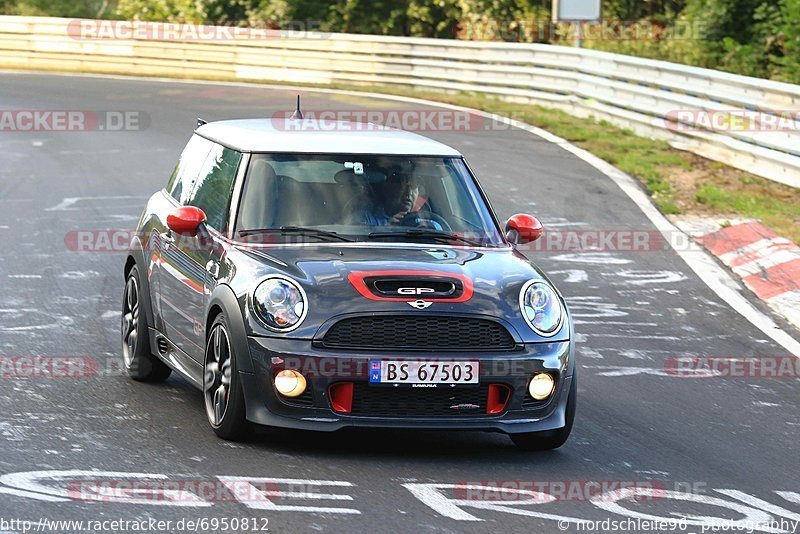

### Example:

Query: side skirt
xmin=148 ymin=327 xmax=204 ymax=389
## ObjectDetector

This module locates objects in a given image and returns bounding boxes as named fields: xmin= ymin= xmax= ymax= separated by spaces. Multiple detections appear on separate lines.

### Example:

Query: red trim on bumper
xmin=328 ymin=382 xmax=354 ymax=413
xmin=486 ymin=383 xmax=511 ymax=415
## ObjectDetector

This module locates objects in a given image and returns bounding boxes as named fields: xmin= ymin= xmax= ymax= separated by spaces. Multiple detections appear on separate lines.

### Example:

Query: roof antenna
xmin=290 ymin=95 xmax=303 ymax=120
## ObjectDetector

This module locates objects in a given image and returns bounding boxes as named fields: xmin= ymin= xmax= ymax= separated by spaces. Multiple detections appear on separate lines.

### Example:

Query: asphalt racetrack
xmin=0 ymin=72 xmax=798 ymax=534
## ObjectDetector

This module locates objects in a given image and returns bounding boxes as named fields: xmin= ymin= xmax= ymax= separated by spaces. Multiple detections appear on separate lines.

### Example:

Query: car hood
xmin=227 ymin=243 xmax=569 ymax=343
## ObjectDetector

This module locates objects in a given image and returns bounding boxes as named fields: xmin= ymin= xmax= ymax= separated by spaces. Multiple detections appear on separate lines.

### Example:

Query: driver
xmin=354 ymin=173 xmax=424 ymax=226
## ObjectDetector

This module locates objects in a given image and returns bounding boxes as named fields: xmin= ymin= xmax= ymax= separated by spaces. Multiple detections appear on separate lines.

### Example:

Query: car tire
xmin=204 ymin=314 xmax=250 ymax=440
xmin=510 ymin=371 xmax=577 ymax=451
xmin=122 ymin=265 xmax=172 ymax=382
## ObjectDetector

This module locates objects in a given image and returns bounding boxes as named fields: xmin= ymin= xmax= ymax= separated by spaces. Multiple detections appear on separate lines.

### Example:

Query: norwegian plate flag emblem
xmin=369 ymin=360 xmax=381 ymax=383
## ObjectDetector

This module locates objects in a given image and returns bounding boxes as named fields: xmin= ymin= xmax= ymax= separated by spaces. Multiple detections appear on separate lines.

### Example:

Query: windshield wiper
xmin=239 ymin=226 xmax=352 ymax=242
xmin=368 ymin=229 xmax=483 ymax=247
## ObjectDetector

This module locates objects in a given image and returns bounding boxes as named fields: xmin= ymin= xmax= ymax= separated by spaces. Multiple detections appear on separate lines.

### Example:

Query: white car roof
xmin=196 ymin=119 xmax=462 ymax=156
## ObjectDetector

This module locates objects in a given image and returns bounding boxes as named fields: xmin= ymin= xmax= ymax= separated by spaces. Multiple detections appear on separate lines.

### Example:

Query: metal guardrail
xmin=1 ymin=15 xmax=798 ymax=188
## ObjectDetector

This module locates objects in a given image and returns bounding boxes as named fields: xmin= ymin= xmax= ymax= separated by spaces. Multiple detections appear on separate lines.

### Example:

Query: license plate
xmin=369 ymin=360 xmax=479 ymax=385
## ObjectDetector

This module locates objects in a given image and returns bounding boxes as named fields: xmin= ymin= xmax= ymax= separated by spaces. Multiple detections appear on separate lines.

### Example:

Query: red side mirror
xmin=167 ymin=206 xmax=206 ymax=236
xmin=505 ymin=213 xmax=543 ymax=244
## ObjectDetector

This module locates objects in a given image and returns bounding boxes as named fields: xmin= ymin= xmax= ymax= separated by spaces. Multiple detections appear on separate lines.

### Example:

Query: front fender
xmin=126 ymin=243 xmax=155 ymax=330
xmin=207 ymin=284 xmax=254 ymax=373
xmin=566 ymin=309 xmax=576 ymax=378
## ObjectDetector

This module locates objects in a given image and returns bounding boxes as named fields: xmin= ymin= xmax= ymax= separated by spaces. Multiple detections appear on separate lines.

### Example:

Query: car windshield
xmin=235 ymin=154 xmax=505 ymax=246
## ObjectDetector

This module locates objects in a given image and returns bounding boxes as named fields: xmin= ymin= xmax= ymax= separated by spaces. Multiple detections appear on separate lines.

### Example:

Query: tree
xmin=456 ymin=0 xmax=551 ymax=42
xmin=776 ymin=0 xmax=800 ymax=82
xmin=116 ymin=0 xmax=208 ymax=22
xmin=5 ymin=0 xmax=113 ymax=17
xmin=602 ymin=0 xmax=686 ymax=20
xmin=684 ymin=0 xmax=768 ymax=44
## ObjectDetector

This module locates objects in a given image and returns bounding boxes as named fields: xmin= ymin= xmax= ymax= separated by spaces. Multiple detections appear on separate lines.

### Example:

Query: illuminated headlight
xmin=520 ymin=280 xmax=564 ymax=336
xmin=252 ymin=277 xmax=307 ymax=331
xmin=274 ymin=370 xmax=307 ymax=397
xmin=528 ymin=373 xmax=555 ymax=400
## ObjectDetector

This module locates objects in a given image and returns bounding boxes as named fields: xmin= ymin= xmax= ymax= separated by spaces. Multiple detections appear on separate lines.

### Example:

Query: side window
xmin=187 ymin=143 xmax=242 ymax=232
xmin=166 ymin=135 xmax=214 ymax=204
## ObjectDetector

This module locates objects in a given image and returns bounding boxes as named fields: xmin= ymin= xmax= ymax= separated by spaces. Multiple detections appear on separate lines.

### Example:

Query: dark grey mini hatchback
xmin=122 ymin=117 xmax=576 ymax=450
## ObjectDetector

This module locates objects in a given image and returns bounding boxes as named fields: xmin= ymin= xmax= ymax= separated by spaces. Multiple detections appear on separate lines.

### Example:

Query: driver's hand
xmin=389 ymin=211 xmax=408 ymax=225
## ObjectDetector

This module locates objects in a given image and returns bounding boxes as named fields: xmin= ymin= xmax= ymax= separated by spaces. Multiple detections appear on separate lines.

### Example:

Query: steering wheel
xmin=399 ymin=211 xmax=452 ymax=232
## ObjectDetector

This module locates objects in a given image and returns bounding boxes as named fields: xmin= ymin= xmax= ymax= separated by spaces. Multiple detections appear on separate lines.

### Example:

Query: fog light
xmin=528 ymin=373 xmax=555 ymax=400
xmin=274 ymin=370 xmax=307 ymax=397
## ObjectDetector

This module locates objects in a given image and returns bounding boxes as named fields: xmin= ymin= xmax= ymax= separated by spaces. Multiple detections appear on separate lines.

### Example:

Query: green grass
xmin=695 ymin=183 xmax=794 ymax=216
xmin=695 ymin=180 xmax=800 ymax=241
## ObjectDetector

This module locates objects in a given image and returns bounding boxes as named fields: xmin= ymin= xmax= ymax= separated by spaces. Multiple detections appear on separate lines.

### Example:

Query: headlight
xmin=520 ymin=280 xmax=563 ymax=336
xmin=252 ymin=276 xmax=307 ymax=331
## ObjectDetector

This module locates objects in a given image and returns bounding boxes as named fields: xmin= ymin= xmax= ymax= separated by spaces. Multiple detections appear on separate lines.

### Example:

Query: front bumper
xmin=239 ymin=336 xmax=574 ymax=434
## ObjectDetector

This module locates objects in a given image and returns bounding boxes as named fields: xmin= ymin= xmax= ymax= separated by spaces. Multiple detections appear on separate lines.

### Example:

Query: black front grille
xmin=320 ymin=316 xmax=516 ymax=351
xmin=348 ymin=382 xmax=494 ymax=417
